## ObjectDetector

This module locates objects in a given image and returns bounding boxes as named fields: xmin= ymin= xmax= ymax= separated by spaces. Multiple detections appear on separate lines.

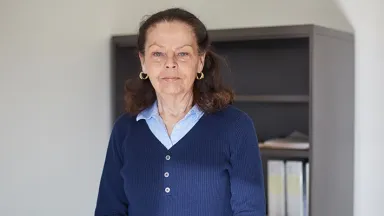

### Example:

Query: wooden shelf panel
xmin=235 ymin=95 xmax=309 ymax=103
xmin=260 ymin=146 xmax=309 ymax=160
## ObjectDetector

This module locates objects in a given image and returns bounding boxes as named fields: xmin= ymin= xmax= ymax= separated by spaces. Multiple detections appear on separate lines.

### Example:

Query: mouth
xmin=161 ymin=77 xmax=181 ymax=81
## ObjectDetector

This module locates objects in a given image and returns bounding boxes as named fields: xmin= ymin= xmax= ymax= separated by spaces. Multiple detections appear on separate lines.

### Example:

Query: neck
xmin=157 ymin=91 xmax=194 ymax=119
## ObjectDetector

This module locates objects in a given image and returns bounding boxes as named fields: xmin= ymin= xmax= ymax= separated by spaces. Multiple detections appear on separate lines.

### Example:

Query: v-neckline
xmin=140 ymin=112 xmax=209 ymax=152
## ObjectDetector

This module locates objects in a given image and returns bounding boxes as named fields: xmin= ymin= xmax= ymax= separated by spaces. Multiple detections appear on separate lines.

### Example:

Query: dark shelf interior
xmin=113 ymin=45 xmax=140 ymax=98
xmin=235 ymin=94 xmax=309 ymax=103
xmin=112 ymin=45 xmax=140 ymax=118
xmin=260 ymin=147 xmax=309 ymax=160
xmin=233 ymin=101 xmax=309 ymax=142
xmin=212 ymin=37 xmax=310 ymax=96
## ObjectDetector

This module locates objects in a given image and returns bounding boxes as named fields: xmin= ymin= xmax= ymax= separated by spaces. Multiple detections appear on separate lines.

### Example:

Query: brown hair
xmin=124 ymin=7 xmax=234 ymax=115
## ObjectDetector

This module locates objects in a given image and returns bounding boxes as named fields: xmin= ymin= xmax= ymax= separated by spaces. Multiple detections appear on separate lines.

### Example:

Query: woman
xmin=95 ymin=7 xmax=266 ymax=216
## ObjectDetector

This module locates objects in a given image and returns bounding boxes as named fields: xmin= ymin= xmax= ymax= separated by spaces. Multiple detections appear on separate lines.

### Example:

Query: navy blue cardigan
xmin=95 ymin=105 xmax=266 ymax=216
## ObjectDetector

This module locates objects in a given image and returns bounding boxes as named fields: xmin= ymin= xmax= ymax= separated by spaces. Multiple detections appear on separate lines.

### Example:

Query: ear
xmin=197 ymin=52 xmax=206 ymax=73
xmin=139 ymin=52 xmax=145 ymax=72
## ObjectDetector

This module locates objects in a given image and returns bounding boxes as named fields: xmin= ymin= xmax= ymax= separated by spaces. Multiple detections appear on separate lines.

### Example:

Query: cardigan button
xmin=165 ymin=187 xmax=170 ymax=193
xmin=165 ymin=155 xmax=171 ymax=160
xmin=164 ymin=172 xmax=169 ymax=177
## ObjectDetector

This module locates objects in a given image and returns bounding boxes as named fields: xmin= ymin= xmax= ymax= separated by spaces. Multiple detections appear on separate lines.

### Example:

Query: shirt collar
xmin=136 ymin=100 xmax=159 ymax=121
xmin=136 ymin=100 xmax=204 ymax=121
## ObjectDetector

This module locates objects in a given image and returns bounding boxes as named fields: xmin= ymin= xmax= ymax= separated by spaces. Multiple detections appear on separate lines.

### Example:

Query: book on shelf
xmin=266 ymin=160 xmax=310 ymax=216
xmin=286 ymin=161 xmax=304 ymax=216
xmin=267 ymin=160 xmax=286 ymax=216
xmin=259 ymin=131 xmax=310 ymax=150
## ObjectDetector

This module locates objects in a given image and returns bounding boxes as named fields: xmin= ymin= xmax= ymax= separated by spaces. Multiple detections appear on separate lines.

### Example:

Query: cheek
xmin=144 ymin=62 xmax=162 ymax=77
xmin=179 ymin=64 xmax=197 ymax=84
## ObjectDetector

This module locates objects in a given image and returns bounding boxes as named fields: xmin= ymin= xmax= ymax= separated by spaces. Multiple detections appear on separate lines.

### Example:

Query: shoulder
xmin=110 ymin=112 xmax=137 ymax=141
xmin=210 ymin=104 xmax=255 ymax=129
xmin=214 ymin=105 xmax=259 ymax=152
xmin=211 ymin=105 xmax=258 ymax=142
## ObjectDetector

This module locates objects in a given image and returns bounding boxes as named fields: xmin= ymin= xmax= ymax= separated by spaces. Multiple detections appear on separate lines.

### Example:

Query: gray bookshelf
xmin=111 ymin=24 xmax=355 ymax=216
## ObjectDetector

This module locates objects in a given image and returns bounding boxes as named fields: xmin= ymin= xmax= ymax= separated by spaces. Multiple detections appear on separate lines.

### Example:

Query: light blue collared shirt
xmin=136 ymin=101 xmax=205 ymax=150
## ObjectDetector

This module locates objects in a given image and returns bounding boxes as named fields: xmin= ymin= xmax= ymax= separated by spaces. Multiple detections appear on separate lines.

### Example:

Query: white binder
xmin=285 ymin=161 xmax=304 ymax=216
xmin=267 ymin=160 xmax=286 ymax=216
xmin=305 ymin=162 xmax=310 ymax=216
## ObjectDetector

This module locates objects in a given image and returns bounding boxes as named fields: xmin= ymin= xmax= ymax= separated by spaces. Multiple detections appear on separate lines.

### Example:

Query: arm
xmin=229 ymin=113 xmax=266 ymax=216
xmin=95 ymin=117 xmax=129 ymax=216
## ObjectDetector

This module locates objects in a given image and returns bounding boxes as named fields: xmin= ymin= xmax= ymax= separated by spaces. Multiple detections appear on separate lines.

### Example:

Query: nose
xmin=165 ymin=55 xmax=177 ymax=69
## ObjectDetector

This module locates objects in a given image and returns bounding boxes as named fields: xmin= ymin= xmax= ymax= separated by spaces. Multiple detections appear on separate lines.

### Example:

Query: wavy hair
xmin=124 ymin=7 xmax=234 ymax=115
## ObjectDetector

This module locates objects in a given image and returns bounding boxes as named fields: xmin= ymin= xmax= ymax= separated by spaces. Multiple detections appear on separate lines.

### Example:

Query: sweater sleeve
xmin=228 ymin=113 xmax=266 ymax=216
xmin=95 ymin=117 xmax=129 ymax=216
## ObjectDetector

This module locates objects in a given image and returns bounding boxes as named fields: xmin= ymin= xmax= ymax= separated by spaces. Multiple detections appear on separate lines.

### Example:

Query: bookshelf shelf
xmin=260 ymin=146 xmax=309 ymax=160
xmin=235 ymin=95 xmax=309 ymax=103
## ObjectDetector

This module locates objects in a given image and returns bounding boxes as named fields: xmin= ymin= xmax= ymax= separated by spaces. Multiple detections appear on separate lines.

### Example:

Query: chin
xmin=158 ymin=86 xmax=185 ymax=96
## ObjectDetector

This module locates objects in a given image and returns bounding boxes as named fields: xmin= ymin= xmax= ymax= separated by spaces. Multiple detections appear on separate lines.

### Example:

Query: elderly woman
xmin=95 ymin=7 xmax=266 ymax=216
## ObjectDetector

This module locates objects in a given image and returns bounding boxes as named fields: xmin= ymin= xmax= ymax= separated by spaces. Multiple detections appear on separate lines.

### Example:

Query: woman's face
xmin=139 ymin=21 xmax=205 ymax=97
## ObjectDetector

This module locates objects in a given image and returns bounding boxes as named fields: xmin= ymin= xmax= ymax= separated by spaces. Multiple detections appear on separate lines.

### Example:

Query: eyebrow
xmin=176 ymin=44 xmax=193 ymax=49
xmin=147 ymin=43 xmax=193 ymax=49
xmin=148 ymin=42 xmax=163 ymax=49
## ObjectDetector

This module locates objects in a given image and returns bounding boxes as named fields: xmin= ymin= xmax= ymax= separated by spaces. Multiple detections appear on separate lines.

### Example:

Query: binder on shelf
xmin=305 ymin=162 xmax=310 ymax=216
xmin=285 ymin=161 xmax=304 ymax=216
xmin=267 ymin=160 xmax=286 ymax=216
xmin=265 ymin=159 xmax=310 ymax=216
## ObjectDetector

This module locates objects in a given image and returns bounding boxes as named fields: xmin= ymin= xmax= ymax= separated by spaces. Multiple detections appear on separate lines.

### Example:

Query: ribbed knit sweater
xmin=95 ymin=105 xmax=266 ymax=216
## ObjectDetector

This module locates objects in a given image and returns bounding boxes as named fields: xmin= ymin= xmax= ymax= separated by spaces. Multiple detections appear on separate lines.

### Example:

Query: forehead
xmin=145 ymin=21 xmax=197 ymax=48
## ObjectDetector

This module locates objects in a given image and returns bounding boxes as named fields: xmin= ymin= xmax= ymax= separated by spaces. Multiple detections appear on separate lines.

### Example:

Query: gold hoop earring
xmin=139 ymin=71 xmax=148 ymax=80
xmin=196 ymin=72 xmax=204 ymax=80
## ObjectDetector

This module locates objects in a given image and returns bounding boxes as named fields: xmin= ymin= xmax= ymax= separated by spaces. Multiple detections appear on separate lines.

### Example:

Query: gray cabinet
xmin=111 ymin=24 xmax=355 ymax=216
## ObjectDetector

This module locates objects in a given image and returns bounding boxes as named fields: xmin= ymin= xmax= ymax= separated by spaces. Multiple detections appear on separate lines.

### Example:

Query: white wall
xmin=0 ymin=0 xmax=112 ymax=215
xmin=334 ymin=1 xmax=384 ymax=216
xmin=0 ymin=0 xmax=353 ymax=215
xmin=112 ymin=0 xmax=353 ymax=35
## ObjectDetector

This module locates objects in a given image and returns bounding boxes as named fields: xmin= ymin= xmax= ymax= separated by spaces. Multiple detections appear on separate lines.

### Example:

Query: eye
xmin=178 ymin=52 xmax=189 ymax=57
xmin=152 ymin=52 xmax=163 ymax=57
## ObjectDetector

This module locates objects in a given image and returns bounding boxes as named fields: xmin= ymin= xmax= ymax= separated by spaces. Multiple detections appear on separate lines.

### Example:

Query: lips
xmin=161 ymin=77 xmax=180 ymax=81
